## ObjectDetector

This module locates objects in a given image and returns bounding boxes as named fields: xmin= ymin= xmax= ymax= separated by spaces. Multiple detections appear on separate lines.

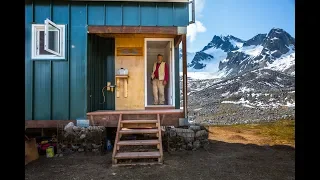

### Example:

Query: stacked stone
xmin=164 ymin=125 xmax=209 ymax=151
xmin=59 ymin=122 xmax=105 ymax=153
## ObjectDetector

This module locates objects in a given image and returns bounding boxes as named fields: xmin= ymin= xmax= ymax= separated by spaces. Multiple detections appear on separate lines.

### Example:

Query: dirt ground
xmin=25 ymin=127 xmax=295 ymax=180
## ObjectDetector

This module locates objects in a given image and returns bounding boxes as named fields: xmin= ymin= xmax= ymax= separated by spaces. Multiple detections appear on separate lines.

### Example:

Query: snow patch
xmin=286 ymin=102 xmax=295 ymax=107
xmin=221 ymin=91 xmax=230 ymax=97
xmin=193 ymin=108 xmax=202 ymax=111
xmin=221 ymin=97 xmax=295 ymax=109
xmin=236 ymin=45 xmax=264 ymax=57
xmin=182 ymin=72 xmax=222 ymax=80
xmin=221 ymin=98 xmax=254 ymax=108
xmin=264 ymin=45 xmax=295 ymax=73
xmin=238 ymin=87 xmax=254 ymax=93
xmin=229 ymin=39 xmax=244 ymax=48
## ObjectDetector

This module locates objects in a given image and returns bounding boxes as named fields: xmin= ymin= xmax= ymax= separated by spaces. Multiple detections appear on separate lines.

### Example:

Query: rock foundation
xmin=57 ymin=122 xmax=106 ymax=154
xmin=163 ymin=125 xmax=209 ymax=151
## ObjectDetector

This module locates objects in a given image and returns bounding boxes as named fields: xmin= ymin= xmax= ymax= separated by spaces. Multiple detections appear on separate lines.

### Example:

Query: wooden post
xmin=182 ymin=34 xmax=188 ymax=119
xmin=116 ymin=78 xmax=120 ymax=98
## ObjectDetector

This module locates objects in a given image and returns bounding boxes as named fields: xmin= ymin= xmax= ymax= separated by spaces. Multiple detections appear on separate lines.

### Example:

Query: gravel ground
xmin=25 ymin=140 xmax=295 ymax=180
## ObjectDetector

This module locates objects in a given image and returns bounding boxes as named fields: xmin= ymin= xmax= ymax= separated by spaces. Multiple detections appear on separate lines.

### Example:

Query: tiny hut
xmin=25 ymin=0 xmax=193 ymax=164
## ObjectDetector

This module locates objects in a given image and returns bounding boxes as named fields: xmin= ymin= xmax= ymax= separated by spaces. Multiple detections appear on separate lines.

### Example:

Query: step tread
xmin=112 ymin=162 xmax=162 ymax=166
xmin=119 ymin=128 xmax=159 ymax=134
xmin=121 ymin=120 xmax=158 ymax=124
xmin=115 ymin=151 xmax=161 ymax=159
xmin=117 ymin=139 xmax=160 ymax=146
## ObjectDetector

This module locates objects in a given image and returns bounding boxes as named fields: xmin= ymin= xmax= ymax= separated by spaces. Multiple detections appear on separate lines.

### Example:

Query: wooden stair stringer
xmin=157 ymin=114 xmax=163 ymax=163
xmin=112 ymin=114 xmax=122 ymax=164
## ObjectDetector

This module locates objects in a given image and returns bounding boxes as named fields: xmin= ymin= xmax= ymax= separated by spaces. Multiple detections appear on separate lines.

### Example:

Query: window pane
xmin=47 ymin=24 xmax=60 ymax=53
xmin=39 ymin=31 xmax=53 ymax=55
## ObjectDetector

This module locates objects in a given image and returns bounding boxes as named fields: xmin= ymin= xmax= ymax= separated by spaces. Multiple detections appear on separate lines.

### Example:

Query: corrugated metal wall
xmin=87 ymin=34 xmax=115 ymax=112
xmin=25 ymin=0 xmax=188 ymax=120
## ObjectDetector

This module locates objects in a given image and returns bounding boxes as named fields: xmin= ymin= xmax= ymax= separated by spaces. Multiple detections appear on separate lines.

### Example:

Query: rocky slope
xmin=185 ymin=69 xmax=295 ymax=125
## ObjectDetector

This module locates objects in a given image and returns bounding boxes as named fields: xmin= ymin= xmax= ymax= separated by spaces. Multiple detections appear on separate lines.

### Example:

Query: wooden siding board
xmin=105 ymin=2 xmax=122 ymax=25
xmin=25 ymin=3 xmax=33 ymax=120
xmin=52 ymin=1 xmax=69 ymax=24
xmin=157 ymin=3 xmax=174 ymax=26
xmin=34 ymin=0 xmax=51 ymax=24
xmin=88 ymin=2 xmax=105 ymax=25
xmin=140 ymin=2 xmax=157 ymax=26
xmin=173 ymin=2 xmax=188 ymax=26
xmin=33 ymin=61 xmax=51 ymax=120
xmin=52 ymin=61 xmax=69 ymax=120
xmin=122 ymin=2 xmax=140 ymax=26
xmin=70 ymin=4 xmax=87 ymax=119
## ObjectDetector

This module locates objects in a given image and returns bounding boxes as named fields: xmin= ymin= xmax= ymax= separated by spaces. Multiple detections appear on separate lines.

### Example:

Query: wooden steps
xmin=121 ymin=120 xmax=158 ymax=124
xmin=115 ymin=151 xmax=161 ymax=159
xmin=112 ymin=114 xmax=163 ymax=166
xmin=119 ymin=129 xmax=159 ymax=134
xmin=117 ymin=140 xmax=160 ymax=146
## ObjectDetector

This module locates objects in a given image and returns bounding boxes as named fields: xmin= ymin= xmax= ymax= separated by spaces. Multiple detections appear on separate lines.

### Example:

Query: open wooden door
xmin=87 ymin=34 xmax=115 ymax=111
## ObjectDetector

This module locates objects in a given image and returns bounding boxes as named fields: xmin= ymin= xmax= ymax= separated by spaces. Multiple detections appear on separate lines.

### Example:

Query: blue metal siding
xmin=140 ymin=3 xmax=155 ymax=26
xmin=33 ymin=61 xmax=51 ymax=120
xmin=25 ymin=0 xmax=189 ymax=120
xmin=70 ymin=3 xmax=88 ymax=119
xmin=86 ymin=1 xmax=188 ymax=26
xmin=52 ymin=61 xmax=69 ymax=120
xmin=123 ymin=2 xmax=140 ymax=26
xmin=25 ymin=3 xmax=33 ymax=120
xmin=174 ymin=3 xmax=190 ymax=26
xmin=157 ymin=3 xmax=174 ymax=26
xmin=106 ymin=3 xmax=123 ymax=25
xmin=88 ymin=3 xmax=105 ymax=25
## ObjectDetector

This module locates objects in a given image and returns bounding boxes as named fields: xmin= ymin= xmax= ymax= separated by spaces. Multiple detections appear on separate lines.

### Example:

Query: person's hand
xmin=163 ymin=80 xmax=167 ymax=86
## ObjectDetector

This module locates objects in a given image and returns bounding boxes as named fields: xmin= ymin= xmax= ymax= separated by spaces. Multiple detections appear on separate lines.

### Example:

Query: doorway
xmin=145 ymin=38 xmax=175 ymax=107
xmin=87 ymin=34 xmax=115 ymax=112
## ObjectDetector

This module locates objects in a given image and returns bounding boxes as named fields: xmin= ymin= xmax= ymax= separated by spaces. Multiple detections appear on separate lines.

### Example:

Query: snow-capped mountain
xmin=184 ymin=28 xmax=295 ymax=79
xmin=186 ymin=35 xmax=244 ymax=73
xmin=179 ymin=28 xmax=295 ymax=125
xmin=219 ymin=28 xmax=295 ymax=78
xmin=179 ymin=48 xmax=196 ymax=65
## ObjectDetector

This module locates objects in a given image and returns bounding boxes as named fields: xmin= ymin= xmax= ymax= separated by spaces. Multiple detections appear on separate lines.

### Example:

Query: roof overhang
xmin=68 ymin=0 xmax=189 ymax=2
xmin=88 ymin=26 xmax=187 ymax=35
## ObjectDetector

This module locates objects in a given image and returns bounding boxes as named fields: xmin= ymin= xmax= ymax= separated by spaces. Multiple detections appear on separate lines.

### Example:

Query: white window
xmin=31 ymin=19 xmax=66 ymax=59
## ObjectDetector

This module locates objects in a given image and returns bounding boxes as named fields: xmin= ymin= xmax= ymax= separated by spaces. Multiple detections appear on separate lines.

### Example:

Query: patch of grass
xmin=211 ymin=119 xmax=295 ymax=146
xmin=258 ymin=120 xmax=295 ymax=146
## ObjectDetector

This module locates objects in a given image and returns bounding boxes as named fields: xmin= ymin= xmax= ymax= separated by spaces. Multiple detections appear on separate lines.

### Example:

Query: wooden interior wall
xmin=115 ymin=37 xmax=145 ymax=110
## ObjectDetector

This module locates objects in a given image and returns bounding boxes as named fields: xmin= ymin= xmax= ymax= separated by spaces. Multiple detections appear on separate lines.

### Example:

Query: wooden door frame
xmin=144 ymin=38 xmax=175 ymax=107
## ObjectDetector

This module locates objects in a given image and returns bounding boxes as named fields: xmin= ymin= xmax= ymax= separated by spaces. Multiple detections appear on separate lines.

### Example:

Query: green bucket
xmin=46 ymin=146 xmax=54 ymax=158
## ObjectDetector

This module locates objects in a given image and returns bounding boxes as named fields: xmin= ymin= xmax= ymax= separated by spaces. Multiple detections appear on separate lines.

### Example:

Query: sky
xmin=187 ymin=0 xmax=295 ymax=52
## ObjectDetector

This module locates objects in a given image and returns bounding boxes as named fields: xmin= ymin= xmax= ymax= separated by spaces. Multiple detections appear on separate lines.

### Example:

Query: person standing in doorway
xmin=151 ymin=54 xmax=169 ymax=105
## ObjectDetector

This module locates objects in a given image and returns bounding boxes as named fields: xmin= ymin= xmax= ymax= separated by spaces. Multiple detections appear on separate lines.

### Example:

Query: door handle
xmin=106 ymin=82 xmax=116 ymax=92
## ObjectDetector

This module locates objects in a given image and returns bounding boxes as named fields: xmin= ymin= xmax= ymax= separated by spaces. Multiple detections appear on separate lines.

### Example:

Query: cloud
xmin=187 ymin=21 xmax=206 ymax=42
xmin=187 ymin=0 xmax=206 ymax=42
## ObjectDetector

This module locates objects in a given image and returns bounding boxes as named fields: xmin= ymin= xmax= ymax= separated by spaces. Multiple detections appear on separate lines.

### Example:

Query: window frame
xmin=44 ymin=19 xmax=62 ymax=56
xmin=31 ymin=21 xmax=66 ymax=60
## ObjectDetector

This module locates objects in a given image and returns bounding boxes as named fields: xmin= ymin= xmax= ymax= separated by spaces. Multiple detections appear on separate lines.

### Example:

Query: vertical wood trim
xmin=182 ymin=34 xmax=187 ymax=118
